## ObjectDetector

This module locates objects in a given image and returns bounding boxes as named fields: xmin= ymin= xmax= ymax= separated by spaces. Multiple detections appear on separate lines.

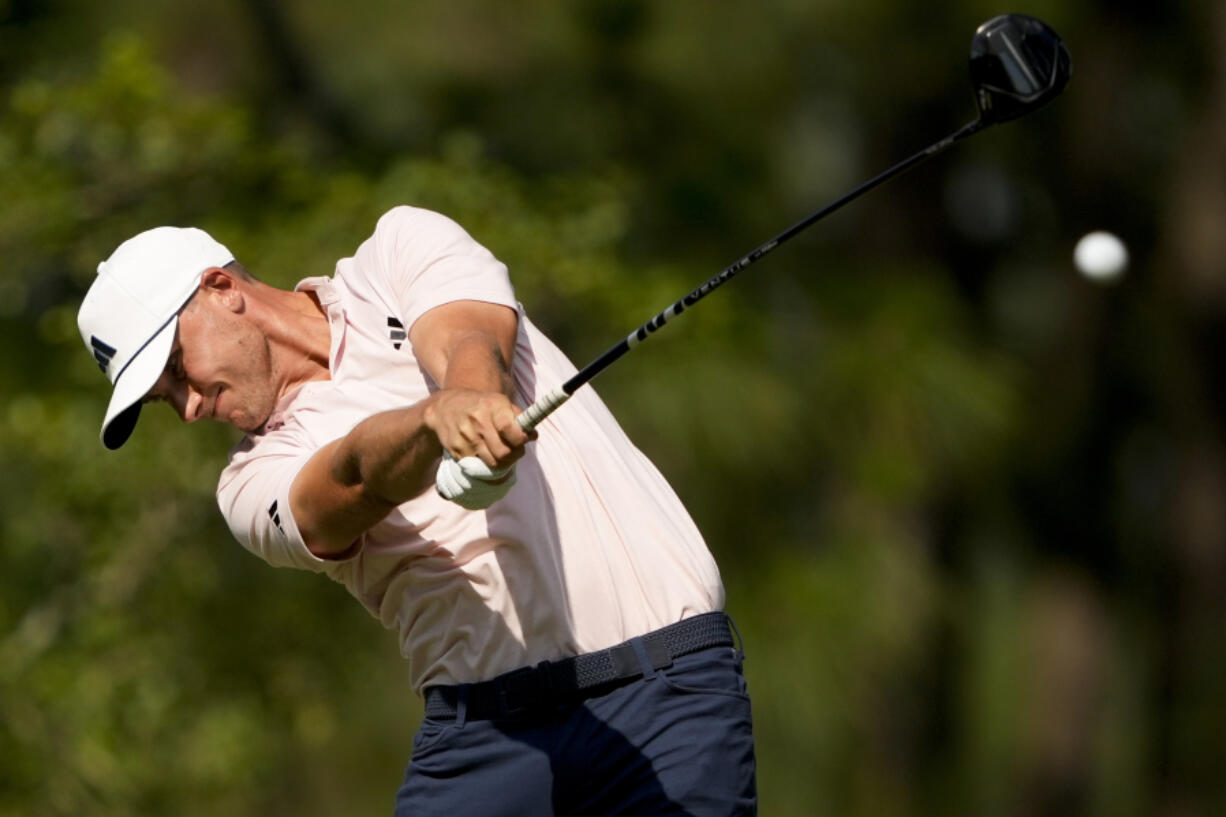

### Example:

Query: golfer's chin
xmin=213 ymin=390 xmax=276 ymax=434
xmin=221 ymin=406 xmax=273 ymax=434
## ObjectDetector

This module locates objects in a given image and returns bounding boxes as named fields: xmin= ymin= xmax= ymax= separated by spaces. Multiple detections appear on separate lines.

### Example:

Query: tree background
xmin=3 ymin=1 xmax=1224 ymax=815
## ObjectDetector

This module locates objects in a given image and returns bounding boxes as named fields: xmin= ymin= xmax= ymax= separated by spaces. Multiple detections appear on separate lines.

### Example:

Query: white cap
xmin=78 ymin=227 xmax=234 ymax=449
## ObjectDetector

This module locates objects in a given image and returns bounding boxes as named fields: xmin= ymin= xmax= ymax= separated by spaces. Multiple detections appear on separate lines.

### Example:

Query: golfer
xmin=78 ymin=205 xmax=757 ymax=815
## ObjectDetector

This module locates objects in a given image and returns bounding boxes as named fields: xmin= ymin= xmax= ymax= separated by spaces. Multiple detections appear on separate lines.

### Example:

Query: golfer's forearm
xmin=437 ymin=329 xmax=516 ymax=398
xmin=333 ymin=402 xmax=443 ymax=505
xmin=291 ymin=402 xmax=442 ymax=556
xmin=410 ymin=300 xmax=519 ymax=398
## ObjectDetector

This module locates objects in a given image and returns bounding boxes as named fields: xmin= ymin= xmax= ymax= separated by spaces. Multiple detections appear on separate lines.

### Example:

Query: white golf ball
xmin=1073 ymin=231 xmax=1129 ymax=283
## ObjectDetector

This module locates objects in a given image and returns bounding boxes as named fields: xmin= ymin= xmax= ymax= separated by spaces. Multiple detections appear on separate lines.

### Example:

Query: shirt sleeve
xmin=216 ymin=433 xmax=349 ymax=574
xmin=359 ymin=206 xmax=518 ymax=333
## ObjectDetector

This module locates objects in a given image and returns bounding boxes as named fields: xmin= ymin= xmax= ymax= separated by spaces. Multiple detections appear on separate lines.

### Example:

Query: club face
xmin=970 ymin=14 xmax=1072 ymax=125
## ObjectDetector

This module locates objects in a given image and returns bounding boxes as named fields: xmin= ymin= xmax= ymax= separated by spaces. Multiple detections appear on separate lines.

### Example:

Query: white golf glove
xmin=435 ymin=452 xmax=517 ymax=510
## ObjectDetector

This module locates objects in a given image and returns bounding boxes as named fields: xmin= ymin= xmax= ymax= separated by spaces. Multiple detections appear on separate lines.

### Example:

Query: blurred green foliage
xmin=3 ymin=2 xmax=1225 ymax=816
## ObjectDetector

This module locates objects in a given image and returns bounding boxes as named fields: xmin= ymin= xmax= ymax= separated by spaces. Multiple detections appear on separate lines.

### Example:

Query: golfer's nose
xmin=181 ymin=385 xmax=206 ymax=423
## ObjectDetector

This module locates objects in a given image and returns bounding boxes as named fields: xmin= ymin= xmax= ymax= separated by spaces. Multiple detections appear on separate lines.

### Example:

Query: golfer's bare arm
xmin=289 ymin=301 xmax=531 ymax=556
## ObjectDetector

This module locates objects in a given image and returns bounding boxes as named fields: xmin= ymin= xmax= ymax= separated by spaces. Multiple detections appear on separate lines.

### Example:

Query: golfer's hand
xmin=425 ymin=390 xmax=532 ymax=510
xmin=423 ymin=388 xmax=534 ymax=469
xmin=435 ymin=453 xmax=517 ymax=510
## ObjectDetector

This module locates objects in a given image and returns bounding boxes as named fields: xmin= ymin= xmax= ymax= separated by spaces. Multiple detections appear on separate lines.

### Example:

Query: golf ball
xmin=1073 ymin=231 xmax=1129 ymax=282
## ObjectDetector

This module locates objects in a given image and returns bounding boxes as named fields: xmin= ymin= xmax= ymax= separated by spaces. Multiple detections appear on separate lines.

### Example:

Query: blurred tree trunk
xmin=239 ymin=0 xmax=385 ymax=155
xmin=1154 ymin=1 xmax=1226 ymax=813
xmin=0 ymin=0 xmax=53 ymax=83
xmin=1019 ymin=571 xmax=1107 ymax=817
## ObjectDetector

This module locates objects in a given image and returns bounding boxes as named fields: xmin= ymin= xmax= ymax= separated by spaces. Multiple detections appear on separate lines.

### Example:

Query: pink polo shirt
xmin=216 ymin=206 xmax=723 ymax=693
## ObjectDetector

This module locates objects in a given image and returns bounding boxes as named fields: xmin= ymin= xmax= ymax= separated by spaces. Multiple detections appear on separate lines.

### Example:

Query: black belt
xmin=423 ymin=612 xmax=734 ymax=721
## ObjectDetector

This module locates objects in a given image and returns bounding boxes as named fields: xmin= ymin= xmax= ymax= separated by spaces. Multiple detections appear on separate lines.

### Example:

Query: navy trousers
xmin=394 ymin=639 xmax=757 ymax=816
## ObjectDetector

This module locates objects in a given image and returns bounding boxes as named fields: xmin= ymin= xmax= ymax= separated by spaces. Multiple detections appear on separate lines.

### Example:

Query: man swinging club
xmin=77 ymin=206 xmax=757 ymax=816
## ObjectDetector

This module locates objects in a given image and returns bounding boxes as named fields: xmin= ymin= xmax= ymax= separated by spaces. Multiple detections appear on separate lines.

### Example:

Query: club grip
xmin=516 ymin=385 xmax=571 ymax=431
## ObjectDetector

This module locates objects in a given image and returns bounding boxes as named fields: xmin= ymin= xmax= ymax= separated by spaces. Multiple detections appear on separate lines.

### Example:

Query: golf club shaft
xmin=516 ymin=116 xmax=988 ymax=431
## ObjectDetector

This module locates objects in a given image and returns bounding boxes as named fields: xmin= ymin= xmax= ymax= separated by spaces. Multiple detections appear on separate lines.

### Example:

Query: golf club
xmin=516 ymin=13 xmax=1072 ymax=431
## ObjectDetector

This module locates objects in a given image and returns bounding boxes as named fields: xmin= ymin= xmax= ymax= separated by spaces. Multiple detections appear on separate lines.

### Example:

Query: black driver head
xmin=970 ymin=14 xmax=1072 ymax=125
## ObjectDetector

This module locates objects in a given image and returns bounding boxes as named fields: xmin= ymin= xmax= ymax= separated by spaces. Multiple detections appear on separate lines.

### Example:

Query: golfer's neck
xmin=264 ymin=289 xmax=334 ymax=396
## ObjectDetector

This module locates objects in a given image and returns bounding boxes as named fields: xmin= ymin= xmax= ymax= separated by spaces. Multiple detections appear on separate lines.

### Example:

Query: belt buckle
xmin=495 ymin=661 xmax=552 ymax=719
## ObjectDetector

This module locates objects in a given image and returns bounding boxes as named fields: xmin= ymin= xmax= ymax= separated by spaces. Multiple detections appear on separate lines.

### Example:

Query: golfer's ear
xmin=198 ymin=267 xmax=243 ymax=310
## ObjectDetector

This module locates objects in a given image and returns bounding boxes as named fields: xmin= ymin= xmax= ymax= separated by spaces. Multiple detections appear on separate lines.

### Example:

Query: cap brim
xmin=100 ymin=317 xmax=178 ymax=450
